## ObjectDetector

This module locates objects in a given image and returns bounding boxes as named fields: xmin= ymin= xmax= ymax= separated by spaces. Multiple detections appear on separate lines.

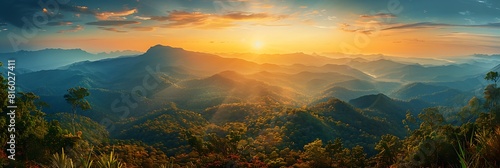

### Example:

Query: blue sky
xmin=0 ymin=0 xmax=499 ymax=56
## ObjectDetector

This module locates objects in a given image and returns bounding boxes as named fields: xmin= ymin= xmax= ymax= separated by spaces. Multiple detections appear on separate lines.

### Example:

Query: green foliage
xmin=302 ymin=139 xmax=328 ymax=167
xmin=485 ymin=71 xmax=499 ymax=84
xmin=64 ymin=86 xmax=91 ymax=134
xmin=50 ymin=148 xmax=74 ymax=168
xmin=64 ymin=87 xmax=91 ymax=111
xmin=96 ymin=149 xmax=125 ymax=168
xmin=374 ymin=134 xmax=402 ymax=167
xmin=46 ymin=113 xmax=109 ymax=145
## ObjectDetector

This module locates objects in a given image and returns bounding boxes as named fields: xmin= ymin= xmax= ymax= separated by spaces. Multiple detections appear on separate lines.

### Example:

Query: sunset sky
xmin=1 ymin=0 xmax=500 ymax=57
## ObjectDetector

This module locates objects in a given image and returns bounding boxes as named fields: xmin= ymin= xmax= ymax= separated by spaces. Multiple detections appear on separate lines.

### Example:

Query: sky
xmin=0 ymin=0 xmax=500 ymax=57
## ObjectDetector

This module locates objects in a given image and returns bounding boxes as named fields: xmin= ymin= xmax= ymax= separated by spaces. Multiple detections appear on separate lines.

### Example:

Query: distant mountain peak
xmin=349 ymin=93 xmax=392 ymax=109
xmin=16 ymin=48 xmax=90 ymax=54
xmin=216 ymin=70 xmax=246 ymax=79
xmin=145 ymin=45 xmax=185 ymax=55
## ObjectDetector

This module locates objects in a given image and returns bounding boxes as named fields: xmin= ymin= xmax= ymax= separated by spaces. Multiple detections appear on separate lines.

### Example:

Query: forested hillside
xmin=1 ymin=47 xmax=500 ymax=167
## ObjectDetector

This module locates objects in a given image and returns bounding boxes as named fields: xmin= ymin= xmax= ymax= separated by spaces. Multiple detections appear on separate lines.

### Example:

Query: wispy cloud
xmin=129 ymin=26 xmax=157 ymax=31
xmin=155 ymin=10 xmax=288 ymax=29
xmin=459 ymin=11 xmax=471 ymax=15
xmin=338 ymin=21 xmax=382 ymax=34
xmin=58 ymin=25 xmax=84 ymax=33
xmin=359 ymin=13 xmax=397 ymax=19
xmin=47 ymin=21 xmax=73 ymax=26
xmin=383 ymin=22 xmax=500 ymax=31
xmin=221 ymin=12 xmax=283 ymax=20
xmin=98 ymin=27 xmax=127 ymax=33
xmin=86 ymin=20 xmax=140 ymax=26
xmin=252 ymin=4 xmax=274 ymax=9
xmin=95 ymin=9 xmax=138 ymax=20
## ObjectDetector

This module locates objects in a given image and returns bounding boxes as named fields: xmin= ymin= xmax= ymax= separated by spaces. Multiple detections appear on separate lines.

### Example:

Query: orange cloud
xmin=252 ymin=4 xmax=274 ymax=9
xmin=129 ymin=26 xmax=157 ymax=31
xmin=47 ymin=21 xmax=73 ymax=26
xmin=159 ymin=10 xmax=287 ymax=29
xmin=95 ymin=9 xmax=138 ymax=20
xmin=221 ymin=12 xmax=283 ymax=20
xmin=98 ymin=27 xmax=127 ymax=33
xmin=86 ymin=20 xmax=140 ymax=26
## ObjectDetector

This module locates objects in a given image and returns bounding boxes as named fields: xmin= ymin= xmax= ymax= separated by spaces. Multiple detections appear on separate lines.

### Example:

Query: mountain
xmin=391 ymin=82 xmax=471 ymax=106
xmin=418 ymin=89 xmax=471 ymax=106
xmin=153 ymin=71 xmax=305 ymax=111
xmin=318 ymin=64 xmax=373 ymax=80
xmin=491 ymin=63 xmax=500 ymax=72
xmin=347 ymin=59 xmax=408 ymax=78
xmin=305 ymin=98 xmax=406 ymax=154
xmin=245 ymin=64 xmax=373 ymax=94
xmin=0 ymin=49 xmax=140 ymax=72
xmin=46 ymin=113 xmax=109 ymax=145
xmin=349 ymin=93 xmax=430 ymax=116
xmin=17 ymin=69 xmax=100 ymax=95
xmin=115 ymin=107 xmax=208 ymax=155
xmin=382 ymin=63 xmax=488 ymax=82
xmin=391 ymin=82 xmax=451 ymax=100
xmin=217 ymin=52 xmax=353 ymax=66
xmin=348 ymin=94 xmax=431 ymax=136
xmin=346 ymin=58 xmax=491 ymax=82
xmin=316 ymin=86 xmax=379 ymax=102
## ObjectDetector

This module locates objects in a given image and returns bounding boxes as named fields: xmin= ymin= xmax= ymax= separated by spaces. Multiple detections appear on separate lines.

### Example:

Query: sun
xmin=252 ymin=41 xmax=264 ymax=50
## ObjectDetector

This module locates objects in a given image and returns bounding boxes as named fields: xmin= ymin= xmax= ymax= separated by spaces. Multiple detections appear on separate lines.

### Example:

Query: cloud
xmin=157 ymin=10 xmax=287 ymax=29
xmin=129 ymin=26 xmax=157 ymax=31
xmin=60 ymin=5 xmax=95 ymax=15
xmin=95 ymin=9 xmax=138 ymax=20
xmin=86 ymin=20 xmax=140 ymax=26
xmin=383 ymin=22 xmax=500 ymax=31
xmin=252 ymin=23 xmax=290 ymax=27
xmin=459 ymin=11 xmax=471 ymax=15
xmin=252 ymin=4 xmax=274 ymax=9
xmin=0 ymin=0 xmax=138 ymax=28
xmin=150 ymin=16 xmax=170 ymax=21
xmin=47 ymin=21 xmax=73 ymax=26
xmin=98 ymin=27 xmax=127 ymax=33
xmin=301 ymin=19 xmax=315 ymax=25
xmin=314 ymin=25 xmax=336 ymax=29
xmin=222 ymin=12 xmax=274 ymax=20
xmin=0 ymin=1 xmax=54 ymax=27
xmin=134 ymin=16 xmax=152 ymax=20
xmin=338 ymin=21 xmax=382 ymax=34
xmin=359 ymin=13 xmax=397 ymax=19
xmin=58 ymin=25 xmax=83 ymax=33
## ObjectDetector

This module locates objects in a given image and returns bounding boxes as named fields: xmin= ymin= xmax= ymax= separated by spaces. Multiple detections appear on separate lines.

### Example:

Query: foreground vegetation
xmin=1 ymin=68 xmax=500 ymax=167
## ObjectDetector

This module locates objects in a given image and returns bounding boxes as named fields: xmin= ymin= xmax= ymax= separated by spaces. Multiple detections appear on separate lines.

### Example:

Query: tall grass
xmin=50 ymin=148 xmax=74 ymax=168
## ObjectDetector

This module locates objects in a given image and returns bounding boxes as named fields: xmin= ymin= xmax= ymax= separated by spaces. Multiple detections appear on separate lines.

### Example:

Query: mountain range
xmin=7 ymin=44 xmax=500 ymax=156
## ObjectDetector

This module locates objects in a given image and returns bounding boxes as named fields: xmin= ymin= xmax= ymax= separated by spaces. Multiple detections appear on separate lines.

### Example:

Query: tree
xmin=64 ymin=87 xmax=91 ymax=134
xmin=302 ymin=139 xmax=328 ymax=167
xmin=325 ymin=138 xmax=344 ymax=166
xmin=349 ymin=145 xmax=367 ymax=168
xmin=418 ymin=107 xmax=444 ymax=130
xmin=485 ymin=71 xmax=499 ymax=85
xmin=374 ymin=134 xmax=402 ymax=167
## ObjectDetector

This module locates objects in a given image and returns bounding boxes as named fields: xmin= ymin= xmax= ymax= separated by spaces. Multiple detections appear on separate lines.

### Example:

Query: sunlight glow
xmin=253 ymin=41 xmax=264 ymax=50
